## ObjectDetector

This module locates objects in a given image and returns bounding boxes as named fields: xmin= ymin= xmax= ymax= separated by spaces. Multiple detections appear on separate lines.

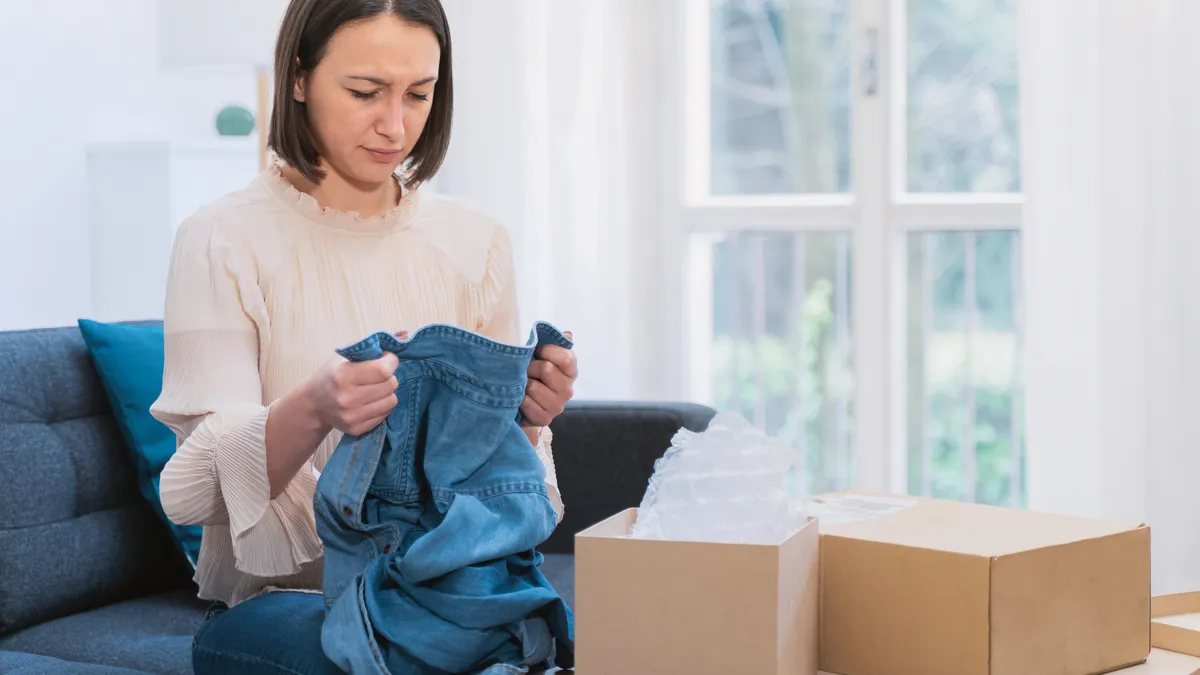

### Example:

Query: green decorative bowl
xmin=215 ymin=105 xmax=255 ymax=136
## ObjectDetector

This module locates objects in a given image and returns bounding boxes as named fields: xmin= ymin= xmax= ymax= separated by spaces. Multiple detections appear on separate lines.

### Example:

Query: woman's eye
xmin=350 ymin=89 xmax=377 ymax=100
xmin=408 ymin=92 xmax=430 ymax=102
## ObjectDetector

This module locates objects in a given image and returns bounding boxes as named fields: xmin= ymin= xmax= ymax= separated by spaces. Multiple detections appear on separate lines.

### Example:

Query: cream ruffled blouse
xmin=149 ymin=165 xmax=562 ymax=607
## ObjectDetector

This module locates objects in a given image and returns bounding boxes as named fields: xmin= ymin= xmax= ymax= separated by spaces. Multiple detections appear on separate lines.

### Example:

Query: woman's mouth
xmin=365 ymin=148 xmax=400 ymax=163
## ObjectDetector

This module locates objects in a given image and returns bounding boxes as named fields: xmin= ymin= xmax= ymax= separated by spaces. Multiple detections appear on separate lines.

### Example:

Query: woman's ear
xmin=293 ymin=59 xmax=306 ymax=103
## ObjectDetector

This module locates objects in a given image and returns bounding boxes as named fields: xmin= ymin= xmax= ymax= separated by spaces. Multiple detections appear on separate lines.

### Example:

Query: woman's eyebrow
xmin=347 ymin=75 xmax=437 ymax=86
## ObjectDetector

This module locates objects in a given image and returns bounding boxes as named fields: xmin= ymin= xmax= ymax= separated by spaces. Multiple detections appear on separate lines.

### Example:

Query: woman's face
xmin=295 ymin=15 xmax=440 ymax=187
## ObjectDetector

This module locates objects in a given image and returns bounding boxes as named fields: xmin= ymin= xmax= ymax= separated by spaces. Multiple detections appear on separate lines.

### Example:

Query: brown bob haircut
xmin=267 ymin=0 xmax=453 ymax=188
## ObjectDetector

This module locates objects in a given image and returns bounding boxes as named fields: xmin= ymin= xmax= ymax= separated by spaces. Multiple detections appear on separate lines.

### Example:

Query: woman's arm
xmin=150 ymin=215 xmax=324 ymax=576
xmin=266 ymin=351 xmax=401 ymax=496
xmin=263 ymin=384 xmax=330 ymax=498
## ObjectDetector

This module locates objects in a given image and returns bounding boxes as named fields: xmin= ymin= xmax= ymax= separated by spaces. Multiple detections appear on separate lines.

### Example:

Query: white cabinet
xmin=87 ymin=139 xmax=258 ymax=322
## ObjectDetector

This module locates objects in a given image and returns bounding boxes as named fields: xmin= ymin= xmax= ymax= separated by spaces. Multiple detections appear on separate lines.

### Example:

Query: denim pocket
xmin=420 ymin=385 xmax=513 ymax=488
xmin=193 ymin=601 xmax=228 ymax=646
xmin=204 ymin=601 xmax=228 ymax=622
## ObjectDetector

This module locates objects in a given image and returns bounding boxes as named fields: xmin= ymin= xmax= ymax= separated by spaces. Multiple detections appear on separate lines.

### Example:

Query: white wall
xmin=0 ymin=0 xmax=252 ymax=330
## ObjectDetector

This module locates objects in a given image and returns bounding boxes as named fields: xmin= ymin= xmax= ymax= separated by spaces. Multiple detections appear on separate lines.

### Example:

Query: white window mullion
xmin=730 ymin=233 xmax=745 ymax=416
xmin=751 ymin=235 xmax=768 ymax=427
xmin=919 ymin=235 xmax=935 ymax=497
xmin=962 ymin=231 xmax=979 ymax=502
xmin=851 ymin=0 xmax=898 ymax=494
xmin=682 ymin=197 xmax=857 ymax=232
xmin=834 ymin=234 xmax=854 ymax=487
xmin=1009 ymin=232 xmax=1025 ymax=507
xmin=792 ymin=234 xmax=810 ymax=477
xmin=894 ymin=196 xmax=1023 ymax=230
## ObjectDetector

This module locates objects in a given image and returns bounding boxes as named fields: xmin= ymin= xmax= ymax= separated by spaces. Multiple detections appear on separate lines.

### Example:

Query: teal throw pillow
xmin=77 ymin=319 xmax=202 ymax=570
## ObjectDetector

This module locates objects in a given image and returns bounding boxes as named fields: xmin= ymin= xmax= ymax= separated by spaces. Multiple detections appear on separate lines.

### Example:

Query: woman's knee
xmin=192 ymin=591 xmax=343 ymax=675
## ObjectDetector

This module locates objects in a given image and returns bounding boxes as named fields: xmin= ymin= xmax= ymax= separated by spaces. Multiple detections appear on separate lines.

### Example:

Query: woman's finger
xmin=525 ymin=378 xmax=565 ymax=416
xmin=356 ymin=392 xmax=399 ymax=425
xmin=535 ymin=345 xmax=578 ymax=379
xmin=349 ymin=411 xmax=392 ymax=437
xmin=520 ymin=394 xmax=553 ymax=427
xmin=345 ymin=353 xmax=399 ymax=385
xmin=354 ymin=376 xmax=400 ymax=405
xmin=528 ymin=358 xmax=570 ymax=388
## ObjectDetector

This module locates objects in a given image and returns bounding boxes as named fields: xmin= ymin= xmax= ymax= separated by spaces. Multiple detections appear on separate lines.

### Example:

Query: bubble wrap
xmin=629 ymin=412 xmax=809 ymax=545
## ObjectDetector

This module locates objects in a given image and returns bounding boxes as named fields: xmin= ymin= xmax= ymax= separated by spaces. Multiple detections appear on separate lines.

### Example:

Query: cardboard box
xmin=815 ymin=491 xmax=1151 ymax=675
xmin=1151 ymin=592 xmax=1200 ymax=657
xmin=574 ymin=508 xmax=819 ymax=675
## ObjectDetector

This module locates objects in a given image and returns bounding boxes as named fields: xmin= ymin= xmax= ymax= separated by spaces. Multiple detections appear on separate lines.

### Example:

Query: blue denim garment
xmin=314 ymin=322 xmax=576 ymax=675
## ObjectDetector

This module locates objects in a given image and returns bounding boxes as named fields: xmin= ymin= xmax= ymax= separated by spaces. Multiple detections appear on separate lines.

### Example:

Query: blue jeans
xmin=314 ymin=322 xmax=576 ymax=675
xmin=192 ymin=591 xmax=343 ymax=675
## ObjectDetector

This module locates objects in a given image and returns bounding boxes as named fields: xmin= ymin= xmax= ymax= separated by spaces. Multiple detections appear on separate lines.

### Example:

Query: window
xmin=672 ymin=0 xmax=1024 ymax=505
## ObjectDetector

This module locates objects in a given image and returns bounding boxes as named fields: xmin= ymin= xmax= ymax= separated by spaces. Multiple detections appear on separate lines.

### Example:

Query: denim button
xmin=343 ymin=506 xmax=352 ymax=516
xmin=383 ymin=544 xmax=392 ymax=553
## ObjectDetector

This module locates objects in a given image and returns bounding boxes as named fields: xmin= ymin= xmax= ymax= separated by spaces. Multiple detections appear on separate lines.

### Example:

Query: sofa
xmin=0 ymin=322 xmax=716 ymax=674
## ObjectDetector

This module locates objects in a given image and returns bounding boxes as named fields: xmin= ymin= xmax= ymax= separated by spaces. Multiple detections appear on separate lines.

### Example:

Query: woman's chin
xmin=337 ymin=160 xmax=403 ymax=188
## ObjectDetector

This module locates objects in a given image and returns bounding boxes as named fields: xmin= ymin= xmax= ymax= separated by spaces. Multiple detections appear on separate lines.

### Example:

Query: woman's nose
xmin=376 ymin=98 xmax=405 ymax=142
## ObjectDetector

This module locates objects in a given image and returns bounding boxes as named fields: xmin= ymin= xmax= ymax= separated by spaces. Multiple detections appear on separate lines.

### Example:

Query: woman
xmin=148 ymin=0 xmax=578 ymax=672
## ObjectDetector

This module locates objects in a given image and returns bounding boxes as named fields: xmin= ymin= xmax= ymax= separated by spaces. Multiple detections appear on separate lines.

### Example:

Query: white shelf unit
xmin=87 ymin=139 xmax=259 ymax=322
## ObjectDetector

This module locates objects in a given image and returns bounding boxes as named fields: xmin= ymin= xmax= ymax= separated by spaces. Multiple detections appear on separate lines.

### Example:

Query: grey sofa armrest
xmin=540 ymin=400 xmax=717 ymax=554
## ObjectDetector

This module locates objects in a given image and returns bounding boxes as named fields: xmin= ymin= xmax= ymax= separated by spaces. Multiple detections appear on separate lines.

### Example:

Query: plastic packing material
xmin=629 ymin=411 xmax=809 ymax=545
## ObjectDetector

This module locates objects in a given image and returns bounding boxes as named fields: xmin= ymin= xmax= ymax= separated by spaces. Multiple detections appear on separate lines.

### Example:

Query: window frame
xmin=658 ymin=0 xmax=1025 ymax=496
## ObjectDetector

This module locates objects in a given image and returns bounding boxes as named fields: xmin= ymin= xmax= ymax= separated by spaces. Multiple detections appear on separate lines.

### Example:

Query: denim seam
xmin=423 ymin=360 xmax=527 ymax=399
xmin=404 ymin=378 xmax=421 ymax=497
xmin=381 ymin=522 xmax=402 ymax=555
xmin=356 ymin=575 xmax=390 ymax=674
xmin=393 ymin=324 xmax=542 ymax=355
xmin=355 ymin=425 xmax=389 ymax=523
xmin=335 ymin=434 xmax=364 ymax=525
xmin=341 ymin=325 xmax=534 ymax=360
xmin=192 ymin=644 xmax=310 ymax=675
xmin=439 ymin=378 xmax=525 ymax=410
xmin=337 ymin=322 xmax=571 ymax=362
xmin=431 ymin=482 xmax=548 ymax=500
xmin=192 ymin=609 xmax=218 ymax=647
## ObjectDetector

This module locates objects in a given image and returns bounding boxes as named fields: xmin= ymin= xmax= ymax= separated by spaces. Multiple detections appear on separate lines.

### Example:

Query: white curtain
xmin=435 ymin=0 xmax=667 ymax=402
xmin=1021 ymin=0 xmax=1200 ymax=592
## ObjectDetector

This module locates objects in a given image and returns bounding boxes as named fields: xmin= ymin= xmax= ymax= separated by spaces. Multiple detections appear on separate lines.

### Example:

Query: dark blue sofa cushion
xmin=76 ymin=319 xmax=202 ymax=569
xmin=0 ymin=589 xmax=206 ymax=675
xmin=0 ymin=326 xmax=193 ymax=634
xmin=0 ymin=650 xmax=152 ymax=674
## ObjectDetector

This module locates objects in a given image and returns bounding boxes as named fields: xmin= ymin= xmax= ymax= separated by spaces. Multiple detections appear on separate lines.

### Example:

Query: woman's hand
xmin=306 ymin=351 xmax=401 ymax=437
xmin=265 ymin=339 xmax=402 ymax=497
xmin=521 ymin=331 xmax=577 ymax=427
